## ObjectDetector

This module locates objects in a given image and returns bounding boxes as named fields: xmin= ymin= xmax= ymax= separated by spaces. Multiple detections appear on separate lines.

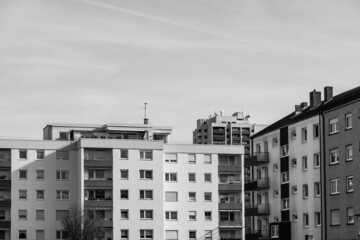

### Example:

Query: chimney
xmin=310 ymin=90 xmax=321 ymax=108
xmin=300 ymin=102 xmax=308 ymax=109
xmin=324 ymin=86 xmax=333 ymax=102
xmin=295 ymin=105 xmax=302 ymax=115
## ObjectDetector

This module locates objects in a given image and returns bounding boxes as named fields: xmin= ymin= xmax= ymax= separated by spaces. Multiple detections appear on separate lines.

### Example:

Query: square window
xmin=346 ymin=145 xmax=353 ymax=161
xmin=165 ymin=172 xmax=177 ymax=182
xmin=139 ymin=170 xmax=153 ymax=180
xmin=19 ymin=230 xmax=27 ymax=239
xmin=36 ymin=170 xmax=45 ymax=180
xmin=19 ymin=209 xmax=27 ymax=220
xmin=120 ymin=149 xmax=128 ymax=159
xmin=140 ymin=229 xmax=153 ymax=239
xmin=273 ymin=164 xmax=279 ymax=172
xmin=189 ymin=231 xmax=196 ymax=239
xmin=330 ymin=209 xmax=340 ymax=226
xmin=188 ymin=173 xmax=196 ymax=182
xmin=165 ymin=153 xmax=177 ymax=163
xmin=313 ymin=124 xmax=319 ymax=138
xmin=291 ymin=159 xmax=297 ymax=168
xmin=347 ymin=208 xmax=354 ymax=224
xmin=302 ymin=156 xmax=308 ymax=171
xmin=293 ymin=214 xmax=298 ymax=222
xmin=272 ymin=138 xmax=278 ymax=146
xmin=346 ymin=176 xmax=354 ymax=192
xmin=120 ymin=209 xmax=129 ymax=219
xmin=19 ymin=150 xmax=27 ymax=159
xmin=188 ymin=154 xmax=196 ymax=163
xmin=204 ymin=154 xmax=211 ymax=164
xmin=139 ymin=210 xmax=153 ymax=220
xmin=120 ymin=190 xmax=129 ymax=199
xmin=189 ymin=211 xmax=196 ymax=220
xmin=120 ymin=170 xmax=129 ymax=180
xmin=36 ymin=210 xmax=45 ymax=221
xmin=36 ymin=150 xmax=45 ymax=160
xmin=188 ymin=192 xmax=196 ymax=202
xmin=56 ymin=170 xmax=69 ymax=180
xmin=314 ymin=153 xmax=320 ymax=168
xmin=165 ymin=211 xmax=178 ymax=220
xmin=56 ymin=190 xmax=69 ymax=200
xmin=345 ymin=113 xmax=353 ymax=129
xmin=204 ymin=173 xmax=212 ymax=183
xmin=120 ymin=230 xmax=129 ymax=239
xmin=204 ymin=192 xmax=212 ymax=201
xmin=204 ymin=211 xmax=212 ymax=220
xmin=19 ymin=169 xmax=27 ymax=179
xmin=330 ymin=179 xmax=339 ymax=195
xmin=329 ymin=148 xmax=339 ymax=165
xmin=165 ymin=191 xmax=177 ymax=202
xmin=140 ymin=190 xmax=153 ymax=200
xmin=19 ymin=190 xmax=27 ymax=199
xmin=329 ymin=118 xmax=338 ymax=134
xmin=292 ymin=186 xmax=298 ymax=195
xmin=36 ymin=190 xmax=45 ymax=200
xmin=59 ymin=132 xmax=67 ymax=140
xmin=140 ymin=150 xmax=152 ymax=160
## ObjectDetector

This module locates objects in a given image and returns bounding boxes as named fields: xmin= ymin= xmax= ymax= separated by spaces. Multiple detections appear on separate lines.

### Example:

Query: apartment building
xmin=0 ymin=121 xmax=243 ymax=240
xmin=245 ymin=86 xmax=360 ymax=240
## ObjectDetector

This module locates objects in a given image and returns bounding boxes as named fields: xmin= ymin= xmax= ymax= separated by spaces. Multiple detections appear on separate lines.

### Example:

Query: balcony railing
xmin=219 ymin=202 xmax=241 ymax=210
xmin=244 ymin=152 xmax=269 ymax=166
xmin=0 ymin=220 xmax=10 ymax=229
xmin=84 ymin=160 xmax=112 ymax=168
xmin=84 ymin=180 xmax=112 ymax=188
xmin=245 ymin=178 xmax=269 ymax=191
xmin=0 ymin=161 xmax=11 ymax=168
xmin=0 ymin=180 xmax=11 ymax=189
xmin=219 ymin=182 xmax=241 ymax=191
xmin=0 ymin=200 xmax=11 ymax=207
xmin=219 ymin=221 xmax=242 ymax=228
xmin=245 ymin=204 xmax=270 ymax=216
xmin=84 ymin=200 xmax=113 ymax=208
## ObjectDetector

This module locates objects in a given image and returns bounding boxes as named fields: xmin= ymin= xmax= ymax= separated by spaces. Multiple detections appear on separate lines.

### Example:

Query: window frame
xmin=329 ymin=118 xmax=339 ymax=134
xmin=330 ymin=179 xmax=340 ymax=195
xmin=165 ymin=211 xmax=178 ymax=221
xmin=346 ymin=176 xmax=354 ymax=193
xmin=345 ymin=113 xmax=353 ymax=129
xmin=314 ymin=153 xmax=320 ymax=168
xmin=346 ymin=145 xmax=353 ymax=161
xmin=139 ymin=209 xmax=153 ymax=220
xmin=329 ymin=148 xmax=339 ymax=165
xmin=139 ymin=190 xmax=153 ymax=200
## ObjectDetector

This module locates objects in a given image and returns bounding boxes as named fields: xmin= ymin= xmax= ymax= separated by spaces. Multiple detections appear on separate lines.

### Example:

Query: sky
xmin=1 ymin=0 xmax=360 ymax=141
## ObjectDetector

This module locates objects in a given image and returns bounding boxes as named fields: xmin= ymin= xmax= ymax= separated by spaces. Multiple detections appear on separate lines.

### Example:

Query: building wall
xmin=324 ymin=100 xmax=360 ymax=240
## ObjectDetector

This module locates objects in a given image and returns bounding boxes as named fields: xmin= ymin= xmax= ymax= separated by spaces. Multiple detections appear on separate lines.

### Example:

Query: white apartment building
xmin=0 ymin=121 xmax=244 ymax=240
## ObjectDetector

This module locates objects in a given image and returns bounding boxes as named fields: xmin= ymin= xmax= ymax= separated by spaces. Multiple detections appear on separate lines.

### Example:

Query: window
xmin=274 ymin=190 xmax=279 ymax=197
xmin=302 ymin=156 xmax=308 ymax=171
xmin=292 ymin=186 xmax=298 ymax=195
xmin=36 ymin=230 xmax=45 ymax=240
xmin=347 ymin=208 xmax=354 ymax=224
xmin=204 ymin=211 xmax=212 ymax=220
xmin=120 ymin=170 xmax=129 ymax=179
xmin=188 ymin=154 xmax=196 ymax=163
xmin=314 ymin=153 xmax=320 ymax=168
xmin=346 ymin=145 xmax=353 ymax=161
xmin=281 ymin=171 xmax=289 ymax=183
xmin=19 ymin=149 xmax=27 ymax=159
xmin=59 ymin=132 xmax=67 ymax=140
xmin=56 ymin=230 xmax=69 ymax=239
xmin=291 ymin=159 xmax=297 ymax=167
xmin=0 ymin=210 xmax=5 ymax=220
xmin=19 ymin=230 xmax=27 ymax=239
xmin=330 ymin=209 xmax=340 ymax=226
xmin=140 ymin=170 xmax=153 ymax=180
xmin=303 ymin=184 xmax=308 ymax=199
xmin=165 ymin=192 xmax=177 ymax=202
xmin=282 ymin=198 xmax=289 ymax=210
xmin=140 ymin=210 xmax=153 ymax=220
xmin=36 ymin=170 xmax=45 ymax=180
xmin=346 ymin=176 xmax=354 ymax=192
xmin=140 ymin=190 xmax=153 ymax=200
xmin=315 ymin=212 xmax=321 ymax=226
xmin=291 ymin=130 xmax=296 ymax=140
xmin=165 ymin=173 xmax=177 ymax=182
xmin=189 ymin=211 xmax=196 ymax=220
xmin=19 ymin=190 xmax=27 ymax=199
xmin=56 ymin=170 xmax=69 ymax=180
xmin=281 ymin=145 xmax=289 ymax=157
xmin=204 ymin=173 xmax=212 ymax=183
xmin=204 ymin=192 xmax=212 ymax=201
xmin=313 ymin=124 xmax=319 ymax=138
xmin=204 ymin=230 xmax=212 ymax=240
xmin=303 ymin=213 xmax=309 ymax=227
xmin=272 ymin=138 xmax=278 ymax=146
xmin=89 ymin=170 xmax=105 ymax=180
xmin=56 ymin=190 xmax=69 ymax=200
xmin=19 ymin=209 xmax=27 ymax=220
xmin=188 ymin=192 xmax=196 ymax=201
xmin=120 ymin=209 xmax=129 ymax=219
xmin=188 ymin=173 xmax=196 ymax=182
xmin=329 ymin=118 xmax=338 ymax=134
xmin=36 ymin=150 xmax=45 ymax=160
xmin=314 ymin=182 xmax=321 ymax=197
xmin=293 ymin=214 xmax=298 ymax=222
xmin=330 ymin=148 xmax=339 ymax=165
xmin=204 ymin=154 xmax=211 ymax=164
xmin=120 ymin=230 xmax=129 ymax=239
xmin=165 ymin=153 xmax=177 ymax=163
xmin=165 ymin=211 xmax=178 ymax=220
xmin=302 ymin=128 xmax=308 ymax=142
xmin=345 ymin=113 xmax=353 ymax=129
xmin=273 ymin=164 xmax=279 ymax=172
xmin=120 ymin=149 xmax=128 ymax=159
xmin=36 ymin=190 xmax=45 ymax=200
xmin=55 ymin=210 xmax=69 ymax=220
xmin=271 ymin=225 xmax=279 ymax=238
xmin=330 ymin=179 xmax=339 ymax=195
xmin=56 ymin=151 xmax=69 ymax=160
xmin=19 ymin=169 xmax=27 ymax=179
xmin=165 ymin=230 xmax=178 ymax=240
xmin=140 ymin=229 xmax=153 ymax=239
xmin=120 ymin=190 xmax=129 ymax=199
xmin=189 ymin=231 xmax=196 ymax=240
xmin=140 ymin=150 xmax=152 ymax=160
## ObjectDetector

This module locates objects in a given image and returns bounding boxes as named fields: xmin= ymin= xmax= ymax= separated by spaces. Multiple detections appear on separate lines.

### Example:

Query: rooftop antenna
xmin=144 ymin=103 xmax=149 ymax=124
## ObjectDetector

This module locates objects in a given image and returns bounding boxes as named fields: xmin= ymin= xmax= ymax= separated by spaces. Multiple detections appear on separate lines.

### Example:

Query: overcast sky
xmin=1 ymin=0 xmax=360 ymax=141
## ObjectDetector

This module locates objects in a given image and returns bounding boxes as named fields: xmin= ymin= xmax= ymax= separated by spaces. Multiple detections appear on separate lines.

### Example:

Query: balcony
xmin=0 ymin=200 xmax=11 ymax=207
xmin=244 ymin=152 xmax=269 ymax=166
xmin=219 ymin=202 xmax=241 ymax=210
xmin=84 ymin=180 xmax=112 ymax=188
xmin=0 ymin=220 xmax=10 ymax=229
xmin=245 ymin=204 xmax=270 ymax=216
xmin=219 ymin=221 xmax=242 ymax=228
xmin=94 ymin=219 xmax=113 ymax=228
xmin=245 ymin=178 xmax=269 ymax=191
xmin=84 ymin=200 xmax=113 ymax=208
xmin=84 ymin=160 xmax=112 ymax=168
xmin=245 ymin=230 xmax=269 ymax=240
xmin=0 ymin=180 xmax=11 ymax=189
xmin=219 ymin=181 xmax=241 ymax=191
xmin=0 ymin=161 xmax=11 ymax=168
xmin=219 ymin=165 xmax=241 ymax=172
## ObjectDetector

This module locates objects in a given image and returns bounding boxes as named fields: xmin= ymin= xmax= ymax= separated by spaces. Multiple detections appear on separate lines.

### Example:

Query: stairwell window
xmin=281 ymin=145 xmax=289 ymax=157
xmin=303 ymin=184 xmax=309 ymax=199
xmin=281 ymin=171 xmax=289 ymax=184
xmin=313 ymin=124 xmax=320 ymax=139
xmin=281 ymin=198 xmax=289 ymax=210
xmin=315 ymin=212 xmax=321 ymax=226
xmin=329 ymin=118 xmax=338 ymax=134
xmin=120 ymin=149 xmax=128 ymax=159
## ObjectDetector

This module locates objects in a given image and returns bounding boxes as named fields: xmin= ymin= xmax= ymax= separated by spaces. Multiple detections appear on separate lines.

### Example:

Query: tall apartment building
xmin=0 ymin=121 xmax=243 ymax=240
xmin=245 ymin=86 xmax=360 ymax=240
